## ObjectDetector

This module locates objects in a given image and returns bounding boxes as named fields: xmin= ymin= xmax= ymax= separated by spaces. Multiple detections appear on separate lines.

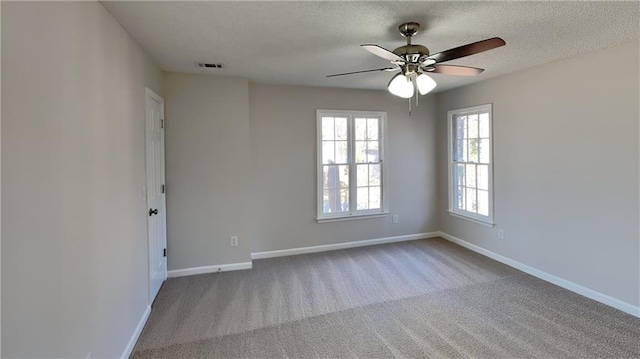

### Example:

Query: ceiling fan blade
xmin=427 ymin=37 xmax=506 ymax=64
xmin=429 ymin=64 xmax=484 ymax=76
xmin=326 ymin=67 xmax=397 ymax=78
xmin=361 ymin=44 xmax=405 ymax=62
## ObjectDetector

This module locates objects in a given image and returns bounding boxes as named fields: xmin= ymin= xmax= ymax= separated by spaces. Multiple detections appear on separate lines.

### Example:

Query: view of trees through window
xmin=320 ymin=114 xmax=383 ymax=216
xmin=453 ymin=112 xmax=490 ymax=216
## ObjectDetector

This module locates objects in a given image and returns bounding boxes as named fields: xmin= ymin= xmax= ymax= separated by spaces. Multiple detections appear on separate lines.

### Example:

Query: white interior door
xmin=145 ymin=88 xmax=167 ymax=304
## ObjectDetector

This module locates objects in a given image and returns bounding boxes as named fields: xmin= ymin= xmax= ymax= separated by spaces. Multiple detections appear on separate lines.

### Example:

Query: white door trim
xmin=145 ymin=87 xmax=164 ymax=105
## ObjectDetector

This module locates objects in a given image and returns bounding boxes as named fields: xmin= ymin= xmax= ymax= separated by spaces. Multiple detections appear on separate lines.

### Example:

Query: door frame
xmin=144 ymin=87 xmax=167 ymax=305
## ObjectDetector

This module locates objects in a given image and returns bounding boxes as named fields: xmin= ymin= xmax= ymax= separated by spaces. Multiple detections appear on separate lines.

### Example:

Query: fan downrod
xmin=394 ymin=22 xmax=429 ymax=62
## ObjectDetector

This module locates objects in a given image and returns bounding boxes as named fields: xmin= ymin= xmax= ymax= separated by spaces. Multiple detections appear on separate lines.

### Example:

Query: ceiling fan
xmin=327 ymin=22 xmax=506 ymax=99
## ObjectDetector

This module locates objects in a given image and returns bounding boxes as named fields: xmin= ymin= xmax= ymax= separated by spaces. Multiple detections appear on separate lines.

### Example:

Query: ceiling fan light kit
xmin=327 ymin=21 xmax=505 ymax=110
xmin=387 ymin=72 xmax=436 ymax=99
xmin=388 ymin=73 xmax=414 ymax=98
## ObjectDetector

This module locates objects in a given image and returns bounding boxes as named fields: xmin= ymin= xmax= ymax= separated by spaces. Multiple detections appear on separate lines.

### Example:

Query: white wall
xmin=2 ymin=2 xmax=163 ymax=357
xmin=163 ymin=73 xmax=252 ymax=270
xmin=250 ymin=84 xmax=438 ymax=252
xmin=436 ymin=40 xmax=640 ymax=307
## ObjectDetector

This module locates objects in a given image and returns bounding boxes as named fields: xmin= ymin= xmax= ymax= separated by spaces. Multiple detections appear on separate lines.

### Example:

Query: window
xmin=317 ymin=110 xmax=388 ymax=222
xmin=448 ymin=104 xmax=494 ymax=226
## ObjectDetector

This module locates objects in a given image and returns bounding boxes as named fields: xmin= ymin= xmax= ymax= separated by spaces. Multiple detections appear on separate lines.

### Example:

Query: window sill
xmin=317 ymin=212 xmax=389 ymax=223
xmin=447 ymin=210 xmax=495 ymax=228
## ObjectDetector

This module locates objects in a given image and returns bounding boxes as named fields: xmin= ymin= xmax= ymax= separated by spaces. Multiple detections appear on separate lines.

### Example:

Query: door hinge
xmin=160 ymin=119 xmax=164 ymax=129
xmin=163 ymin=248 xmax=167 ymax=257
xmin=161 ymin=184 xmax=165 ymax=193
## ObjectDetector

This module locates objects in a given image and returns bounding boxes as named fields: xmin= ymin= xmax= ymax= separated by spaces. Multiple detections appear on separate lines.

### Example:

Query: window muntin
xmin=448 ymin=104 xmax=494 ymax=224
xmin=317 ymin=110 xmax=387 ymax=220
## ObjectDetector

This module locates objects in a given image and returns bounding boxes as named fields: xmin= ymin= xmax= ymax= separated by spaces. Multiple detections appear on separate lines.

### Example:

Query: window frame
xmin=316 ymin=109 xmax=389 ymax=222
xmin=447 ymin=104 xmax=495 ymax=226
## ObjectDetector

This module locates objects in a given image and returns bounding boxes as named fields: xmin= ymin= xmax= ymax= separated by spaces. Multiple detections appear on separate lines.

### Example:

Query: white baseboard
xmin=166 ymin=233 xmax=438 ymax=277
xmin=437 ymin=231 xmax=640 ymax=318
xmin=121 ymin=305 xmax=151 ymax=359
xmin=251 ymin=232 xmax=439 ymax=260
xmin=167 ymin=261 xmax=253 ymax=278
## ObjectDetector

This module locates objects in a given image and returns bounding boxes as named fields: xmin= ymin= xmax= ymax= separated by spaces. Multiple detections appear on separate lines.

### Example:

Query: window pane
xmin=355 ymin=141 xmax=367 ymax=163
xmin=455 ymin=139 xmax=466 ymax=162
xmin=457 ymin=115 xmax=468 ymax=139
xmin=369 ymin=186 xmax=381 ymax=209
xmin=466 ymin=188 xmax=477 ymax=213
xmin=323 ymin=188 xmax=349 ymax=214
xmin=478 ymin=190 xmax=489 ymax=216
xmin=367 ymin=141 xmax=379 ymax=162
xmin=355 ymin=118 xmax=367 ymax=140
xmin=456 ymin=186 xmax=465 ymax=210
xmin=324 ymin=189 xmax=336 ymax=213
xmin=340 ymin=189 xmax=349 ymax=212
xmin=322 ymin=141 xmax=335 ymax=164
xmin=468 ymin=114 xmax=478 ymax=138
xmin=468 ymin=139 xmax=479 ymax=162
xmin=335 ymin=141 xmax=348 ymax=164
xmin=319 ymin=111 xmax=385 ymax=218
xmin=323 ymin=165 xmax=339 ymax=190
xmin=357 ymin=164 xmax=368 ymax=187
xmin=338 ymin=165 xmax=350 ymax=189
xmin=335 ymin=117 xmax=348 ymax=140
xmin=479 ymin=113 xmax=490 ymax=138
xmin=322 ymin=117 xmax=334 ymax=140
xmin=323 ymin=190 xmax=330 ymax=213
xmin=465 ymin=164 xmax=476 ymax=188
xmin=479 ymin=139 xmax=490 ymax=164
xmin=477 ymin=164 xmax=488 ymax=191
xmin=449 ymin=106 xmax=491 ymax=220
xmin=368 ymin=164 xmax=380 ymax=186
xmin=455 ymin=116 xmax=465 ymax=140
xmin=357 ymin=187 xmax=369 ymax=210
xmin=367 ymin=118 xmax=378 ymax=140
xmin=455 ymin=164 xmax=465 ymax=187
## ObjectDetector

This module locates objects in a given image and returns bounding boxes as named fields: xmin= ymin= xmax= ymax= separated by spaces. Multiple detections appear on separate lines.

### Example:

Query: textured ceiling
xmin=101 ymin=1 xmax=639 ymax=93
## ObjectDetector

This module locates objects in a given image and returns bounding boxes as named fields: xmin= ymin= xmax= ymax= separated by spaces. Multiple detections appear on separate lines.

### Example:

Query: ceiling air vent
xmin=196 ymin=62 xmax=224 ymax=69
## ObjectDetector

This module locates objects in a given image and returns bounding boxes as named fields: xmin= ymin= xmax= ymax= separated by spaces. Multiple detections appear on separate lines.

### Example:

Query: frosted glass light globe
xmin=416 ymin=73 xmax=436 ymax=95
xmin=387 ymin=73 xmax=414 ymax=98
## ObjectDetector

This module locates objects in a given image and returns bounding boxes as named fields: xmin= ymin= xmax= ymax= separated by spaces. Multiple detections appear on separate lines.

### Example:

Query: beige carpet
xmin=132 ymin=238 xmax=640 ymax=358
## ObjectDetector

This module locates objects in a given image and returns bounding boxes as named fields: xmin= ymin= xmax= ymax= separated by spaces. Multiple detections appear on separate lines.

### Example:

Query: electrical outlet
xmin=230 ymin=236 xmax=238 ymax=247
xmin=497 ymin=229 xmax=505 ymax=240
xmin=392 ymin=215 xmax=399 ymax=224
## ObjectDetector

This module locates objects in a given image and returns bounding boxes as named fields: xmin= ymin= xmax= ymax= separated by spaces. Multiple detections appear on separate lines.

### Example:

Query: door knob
xmin=149 ymin=208 xmax=158 ymax=216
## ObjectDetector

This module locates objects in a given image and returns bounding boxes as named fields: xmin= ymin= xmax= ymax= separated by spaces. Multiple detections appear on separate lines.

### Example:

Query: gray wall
xmin=3 ymin=3 xmax=637 ymax=357
xmin=164 ymin=73 xmax=252 ymax=270
xmin=163 ymin=79 xmax=438 ymax=268
xmin=2 ymin=2 xmax=163 ymax=358
xmin=249 ymin=84 xmax=438 ymax=252
xmin=435 ymin=40 xmax=640 ymax=307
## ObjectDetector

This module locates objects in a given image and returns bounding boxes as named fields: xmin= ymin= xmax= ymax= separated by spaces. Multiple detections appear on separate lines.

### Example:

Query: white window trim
xmin=447 ymin=103 xmax=495 ymax=226
xmin=316 ymin=109 xmax=389 ymax=222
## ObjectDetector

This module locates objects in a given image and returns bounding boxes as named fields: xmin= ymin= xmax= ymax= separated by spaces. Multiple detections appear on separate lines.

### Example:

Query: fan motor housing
xmin=393 ymin=44 xmax=429 ymax=63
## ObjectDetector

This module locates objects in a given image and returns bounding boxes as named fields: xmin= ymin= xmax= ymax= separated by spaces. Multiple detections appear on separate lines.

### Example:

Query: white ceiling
xmin=101 ymin=1 xmax=639 ymax=93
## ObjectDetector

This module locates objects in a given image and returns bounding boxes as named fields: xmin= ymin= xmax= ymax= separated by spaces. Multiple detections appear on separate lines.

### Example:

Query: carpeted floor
xmin=131 ymin=238 xmax=640 ymax=358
